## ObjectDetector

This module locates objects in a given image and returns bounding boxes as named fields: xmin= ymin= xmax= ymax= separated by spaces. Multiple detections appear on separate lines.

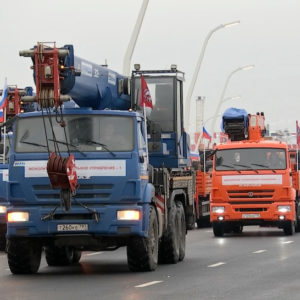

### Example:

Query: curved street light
xmin=185 ymin=20 xmax=240 ymax=132
xmin=210 ymin=65 xmax=254 ymax=135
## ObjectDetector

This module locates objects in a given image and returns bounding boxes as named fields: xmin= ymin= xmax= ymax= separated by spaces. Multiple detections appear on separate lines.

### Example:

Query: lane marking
xmin=84 ymin=251 xmax=103 ymax=257
xmin=282 ymin=241 xmax=294 ymax=244
xmin=208 ymin=262 xmax=226 ymax=268
xmin=135 ymin=281 xmax=163 ymax=288
xmin=5 ymin=268 xmax=10 ymax=271
xmin=252 ymin=250 xmax=267 ymax=254
xmin=205 ymin=230 xmax=212 ymax=233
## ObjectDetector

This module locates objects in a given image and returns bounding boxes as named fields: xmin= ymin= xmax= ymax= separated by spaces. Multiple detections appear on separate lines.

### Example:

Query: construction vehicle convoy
xmin=210 ymin=108 xmax=297 ymax=236
xmin=5 ymin=43 xmax=194 ymax=274
xmin=0 ymin=86 xmax=34 ymax=250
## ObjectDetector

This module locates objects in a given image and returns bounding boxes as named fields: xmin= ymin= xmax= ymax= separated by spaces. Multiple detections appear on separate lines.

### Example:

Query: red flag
xmin=140 ymin=75 xmax=153 ymax=109
xmin=296 ymin=120 xmax=300 ymax=146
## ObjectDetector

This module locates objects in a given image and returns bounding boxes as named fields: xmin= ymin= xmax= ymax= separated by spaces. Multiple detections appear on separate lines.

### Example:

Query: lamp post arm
xmin=122 ymin=0 xmax=149 ymax=76
xmin=184 ymin=24 xmax=224 ymax=131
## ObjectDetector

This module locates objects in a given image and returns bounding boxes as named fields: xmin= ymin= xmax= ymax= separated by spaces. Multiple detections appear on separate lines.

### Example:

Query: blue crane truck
xmin=0 ymin=86 xmax=34 ymax=250
xmin=6 ymin=43 xmax=195 ymax=274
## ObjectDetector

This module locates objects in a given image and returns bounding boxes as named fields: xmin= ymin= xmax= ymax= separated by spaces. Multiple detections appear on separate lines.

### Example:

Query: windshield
xmin=15 ymin=115 xmax=134 ymax=153
xmin=215 ymin=148 xmax=287 ymax=171
xmin=134 ymin=77 xmax=174 ymax=131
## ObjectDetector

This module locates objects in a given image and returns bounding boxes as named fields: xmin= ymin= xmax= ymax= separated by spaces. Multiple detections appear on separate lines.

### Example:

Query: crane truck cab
xmin=6 ymin=43 xmax=193 ymax=274
xmin=210 ymin=108 xmax=296 ymax=236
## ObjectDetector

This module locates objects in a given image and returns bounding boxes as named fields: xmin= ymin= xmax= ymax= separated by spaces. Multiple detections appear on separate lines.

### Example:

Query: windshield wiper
xmin=48 ymin=139 xmax=87 ymax=157
xmin=218 ymin=164 xmax=241 ymax=173
xmin=233 ymin=163 xmax=259 ymax=174
xmin=86 ymin=140 xmax=116 ymax=157
xmin=251 ymin=163 xmax=276 ymax=173
xmin=20 ymin=140 xmax=48 ymax=148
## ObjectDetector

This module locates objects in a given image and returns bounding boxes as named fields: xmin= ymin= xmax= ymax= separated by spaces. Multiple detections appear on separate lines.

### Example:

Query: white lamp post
xmin=122 ymin=0 xmax=149 ymax=76
xmin=185 ymin=20 xmax=240 ymax=132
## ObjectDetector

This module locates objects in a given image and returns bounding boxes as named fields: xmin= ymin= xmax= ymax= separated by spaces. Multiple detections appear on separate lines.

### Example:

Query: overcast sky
xmin=1 ymin=0 xmax=299 ymax=137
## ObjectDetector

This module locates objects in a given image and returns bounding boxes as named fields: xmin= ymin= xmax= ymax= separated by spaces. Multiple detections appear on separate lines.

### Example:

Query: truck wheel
xmin=7 ymin=239 xmax=42 ymax=274
xmin=45 ymin=245 xmax=77 ymax=266
xmin=177 ymin=202 xmax=186 ymax=261
xmin=72 ymin=250 xmax=82 ymax=263
xmin=295 ymin=204 xmax=300 ymax=232
xmin=213 ymin=222 xmax=224 ymax=237
xmin=283 ymin=221 xmax=295 ymax=236
xmin=233 ymin=225 xmax=243 ymax=234
xmin=158 ymin=202 xmax=180 ymax=264
xmin=127 ymin=206 xmax=158 ymax=271
xmin=0 ymin=235 xmax=6 ymax=251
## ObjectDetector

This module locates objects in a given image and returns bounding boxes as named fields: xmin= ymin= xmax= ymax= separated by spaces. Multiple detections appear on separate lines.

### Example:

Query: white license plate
xmin=57 ymin=224 xmax=88 ymax=232
xmin=242 ymin=213 xmax=260 ymax=219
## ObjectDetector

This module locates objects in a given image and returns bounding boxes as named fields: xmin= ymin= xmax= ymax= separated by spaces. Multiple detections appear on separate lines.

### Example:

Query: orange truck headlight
xmin=7 ymin=212 xmax=29 ymax=222
xmin=277 ymin=206 xmax=291 ymax=213
xmin=0 ymin=205 xmax=7 ymax=214
xmin=117 ymin=210 xmax=140 ymax=221
xmin=212 ymin=206 xmax=225 ymax=214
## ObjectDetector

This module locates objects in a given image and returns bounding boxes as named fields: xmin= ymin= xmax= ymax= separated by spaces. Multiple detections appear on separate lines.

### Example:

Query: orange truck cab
xmin=210 ymin=109 xmax=297 ymax=236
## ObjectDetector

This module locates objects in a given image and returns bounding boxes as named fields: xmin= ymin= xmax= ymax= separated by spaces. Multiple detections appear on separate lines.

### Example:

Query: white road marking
xmin=84 ymin=251 xmax=103 ymax=256
xmin=205 ymin=230 xmax=212 ymax=233
xmin=135 ymin=281 xmax=163 ymax=288
xmin=208 ymin=262 xmax=226 ymax=268
xmin=252 ymin=249 xmax=267 ymax=254
xmin=5 ymin=268 xmax=10 ymax=271
xmin=282 ymin=240 xmax=294 ymax=244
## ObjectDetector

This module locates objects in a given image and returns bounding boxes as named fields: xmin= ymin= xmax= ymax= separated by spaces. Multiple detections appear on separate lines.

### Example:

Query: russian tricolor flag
xmin=0 ymin=78 xmax=8 ymax=110
xmin=203 ymin=126 xmax=212 ymax=142
xmin=0 ymin=78 xmax=7 ymax=123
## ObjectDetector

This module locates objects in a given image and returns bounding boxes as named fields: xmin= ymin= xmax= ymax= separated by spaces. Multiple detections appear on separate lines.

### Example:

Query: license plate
xmin=242 ymin=213 xmax=260 ymax=219
xmin=57 ymin=224 xmax=88 ymax=232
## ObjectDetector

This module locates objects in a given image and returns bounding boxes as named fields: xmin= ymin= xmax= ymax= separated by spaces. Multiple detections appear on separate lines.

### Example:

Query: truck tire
xmin=127 ymin=206 xmax=158 ymax=271
xmin=232 ymin=225 xmax=243 ymax=234
xmin=213 ymin=222 xmax=224 ymax=237
xmin=295 ymin=201 xmax=300 ymax=232
xmin=45 ymin=245 xmax=78 ymax=266
xmin=283 ymin=221 xmax=295 ymax=236
xmin=7 ymin=239 xmax=42 ymax=274
xmin=177 ymin=202 xmax=186 ymax=261
xmin=158 ymin=201 xmax=180 ymax=264
xmin=0 ymin=235 xmax=6 ymax=251
xmin=72 ymin=250 xmax=82 ymax=263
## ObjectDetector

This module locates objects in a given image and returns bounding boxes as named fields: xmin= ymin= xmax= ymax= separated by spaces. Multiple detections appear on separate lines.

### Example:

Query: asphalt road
xmin=1 ymin=226 xmax=300 ymax=300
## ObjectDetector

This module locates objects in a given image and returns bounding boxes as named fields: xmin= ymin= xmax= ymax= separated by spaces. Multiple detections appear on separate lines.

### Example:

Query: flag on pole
xmin=140 ymin=75 xmax=153 ymax=109
xmin=203 ymin=126 xmax=212 ymax=142
xmin=296 ymin=120 xmax=300 ymax=146
xmin=0 ymin=109 xmax=3 ymax=123
xmin=0 ymin=78 xmax=8 ymax=110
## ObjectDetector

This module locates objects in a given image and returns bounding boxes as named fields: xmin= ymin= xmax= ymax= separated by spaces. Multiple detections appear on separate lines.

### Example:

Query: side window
xmin=138 ymin=121 xmax=146 ymax=151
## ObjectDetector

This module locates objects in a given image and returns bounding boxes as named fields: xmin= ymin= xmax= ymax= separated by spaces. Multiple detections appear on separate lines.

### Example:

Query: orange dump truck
xmin=210 ymin=109 xmax=297 ymax=236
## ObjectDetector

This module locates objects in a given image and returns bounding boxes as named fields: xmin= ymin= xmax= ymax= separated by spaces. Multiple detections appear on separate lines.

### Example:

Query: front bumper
xmin=210 ymin=201 xmax=295 ymax=223
xmin=7 ymin=204 xmax=148 ymax=239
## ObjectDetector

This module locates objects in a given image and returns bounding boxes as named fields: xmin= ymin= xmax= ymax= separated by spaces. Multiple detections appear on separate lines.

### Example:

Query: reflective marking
xmin=135 ymin=281 xmax=163 ymax=288
xmin=252 ymin=250 xmax=267 ymax=254
xmin=208 ymin=262 xmax=226 ymax=268
xmin=282 ymin=240 xmax=294 ymax=244
xmin=84 ymin=251 xmax=103 ymax=256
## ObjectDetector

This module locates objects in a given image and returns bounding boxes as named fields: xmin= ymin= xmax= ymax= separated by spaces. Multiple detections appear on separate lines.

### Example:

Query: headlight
xmin=0 ymin=205 xmax=7 ymax=214
xmin=7 ymin=212 xmax=29 ymax=222
xmin=117 ymin=210 xmax=140 ymax=221
xmin=277 ymin=205 xmax=291 ymax=213
xmin=212 ymin=206 xmax=225 ymax=214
